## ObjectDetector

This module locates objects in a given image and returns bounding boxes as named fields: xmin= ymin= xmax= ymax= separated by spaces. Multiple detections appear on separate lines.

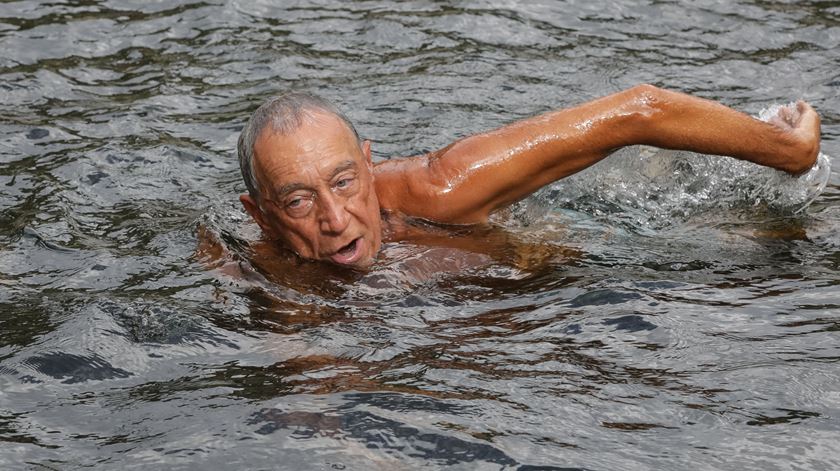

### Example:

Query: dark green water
xmin=1 ymin=1 xmax=839 ymax=469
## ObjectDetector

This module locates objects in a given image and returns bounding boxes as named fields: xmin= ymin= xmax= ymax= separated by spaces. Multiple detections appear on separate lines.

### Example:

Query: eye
xmin=335 ymin=175 xmax=356 ymax=190
xmin=284 ymin=194 xmax=314 ymax=216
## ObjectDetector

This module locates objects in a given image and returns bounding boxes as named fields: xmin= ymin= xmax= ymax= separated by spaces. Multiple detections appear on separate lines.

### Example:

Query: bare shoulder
xmin=372 ymin=156 xmax=433 ymax=216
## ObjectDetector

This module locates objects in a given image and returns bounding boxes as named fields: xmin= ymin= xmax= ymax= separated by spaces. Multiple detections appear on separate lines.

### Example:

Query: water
xmin=2 ymin=1 xmax=840 ymax=469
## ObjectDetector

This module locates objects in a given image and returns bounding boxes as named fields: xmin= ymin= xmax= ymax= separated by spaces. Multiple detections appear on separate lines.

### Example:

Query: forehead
xmin=253 ymin=110 xmax=362 ymax=191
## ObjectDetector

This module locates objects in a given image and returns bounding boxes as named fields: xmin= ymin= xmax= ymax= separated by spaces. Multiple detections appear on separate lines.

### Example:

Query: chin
xmin=348 ymin=257 xmax=375 ymax=270
xmin=324 ymin=238 xmax=378 ymax=270
xmin=325 ymin=256 xmax=373 ymax=271
xmin=343 ymin=246 xmax=377 ymax=269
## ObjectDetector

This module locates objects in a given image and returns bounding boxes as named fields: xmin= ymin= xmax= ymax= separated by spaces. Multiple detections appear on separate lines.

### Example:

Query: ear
xmin=240 ymin=194 xmax=276 ymax=238
xmin=362 ymin=139 xmax=372 ymax=168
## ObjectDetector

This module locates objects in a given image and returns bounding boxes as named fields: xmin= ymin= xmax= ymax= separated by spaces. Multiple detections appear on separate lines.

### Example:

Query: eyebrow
xmin=275 ymin=182 xmax=308 ymax=197
xmin=329 ymin=160 xmax=357 ymax=180
xmin=274 ymin=160 xmax=358 ymax=197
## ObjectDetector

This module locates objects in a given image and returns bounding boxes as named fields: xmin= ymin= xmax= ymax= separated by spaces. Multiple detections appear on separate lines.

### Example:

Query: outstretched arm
xmin=374 ymin=84 xmax=821 ymax=224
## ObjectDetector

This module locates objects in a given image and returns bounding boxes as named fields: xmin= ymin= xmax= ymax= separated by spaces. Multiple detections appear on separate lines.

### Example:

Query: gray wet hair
xmin=237 ymin=91 xmax=361 ymax=199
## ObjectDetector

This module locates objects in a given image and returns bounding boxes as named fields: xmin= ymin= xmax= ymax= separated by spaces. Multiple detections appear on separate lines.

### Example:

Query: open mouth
xmin=329 ymin=237 xmax=362 ymax=265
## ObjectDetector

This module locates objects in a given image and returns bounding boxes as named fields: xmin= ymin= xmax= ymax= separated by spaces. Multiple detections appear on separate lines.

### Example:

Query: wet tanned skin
xmin=242 ymin=84 xmax=821 ymax=269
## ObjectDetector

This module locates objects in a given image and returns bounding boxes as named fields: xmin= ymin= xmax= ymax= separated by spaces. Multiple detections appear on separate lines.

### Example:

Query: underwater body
xmin=2 ymin=1 xmax=840 ymax=470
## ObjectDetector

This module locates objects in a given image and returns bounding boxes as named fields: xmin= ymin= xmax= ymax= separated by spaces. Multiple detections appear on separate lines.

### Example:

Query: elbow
xmin=625 ymin=84 xmax=666 ymax=116
xmin=628 ymin=83 xmax=663 ymax=99
xmin=614 ymin=84 xmax=668 ymax=146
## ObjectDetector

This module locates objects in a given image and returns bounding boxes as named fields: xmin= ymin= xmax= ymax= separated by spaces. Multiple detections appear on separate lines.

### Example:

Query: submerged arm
xmin=375 ymin=84 xmax=820 ymax=224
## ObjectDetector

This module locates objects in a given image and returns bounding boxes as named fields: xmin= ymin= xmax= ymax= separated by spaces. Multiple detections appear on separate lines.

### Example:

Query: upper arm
xmin=380 ymin=88 xmax=654 ymax=224
xmin=374 ymin=147 xmax=486 ymax=223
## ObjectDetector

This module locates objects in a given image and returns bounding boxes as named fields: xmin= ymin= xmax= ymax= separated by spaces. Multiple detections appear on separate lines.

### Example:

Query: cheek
xmin=348 ymin=188 xmax=375 ymax=218
xmin=273 ymin=218 xmax=320 ymax=254
xmin=284 ymin=231 xmax=320 ymax=258
xmin=360 ymin=193 xmax=381 ymax=227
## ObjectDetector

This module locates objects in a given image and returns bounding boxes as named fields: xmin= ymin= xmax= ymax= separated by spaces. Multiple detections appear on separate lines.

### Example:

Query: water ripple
xmin=1 ymin=1 xmax=840 ymax=469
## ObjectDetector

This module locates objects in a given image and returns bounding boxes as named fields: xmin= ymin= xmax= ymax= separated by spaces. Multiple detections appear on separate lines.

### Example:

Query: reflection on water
xmin=2 ymin=1 xmax=840 ymax=470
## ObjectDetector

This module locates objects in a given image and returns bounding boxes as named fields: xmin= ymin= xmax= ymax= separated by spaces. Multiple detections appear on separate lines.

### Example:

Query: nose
xmin=317 ymin=192 xmax=350 ymax=234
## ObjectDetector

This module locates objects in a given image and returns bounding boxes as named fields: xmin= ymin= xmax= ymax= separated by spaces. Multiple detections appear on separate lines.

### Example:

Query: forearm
xmin=627 ymin=85 xmax=820 ymax=175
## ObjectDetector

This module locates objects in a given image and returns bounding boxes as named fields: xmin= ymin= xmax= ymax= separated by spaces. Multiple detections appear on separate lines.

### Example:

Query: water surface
xmin=2 ymin=1 xmax=840 ymax=469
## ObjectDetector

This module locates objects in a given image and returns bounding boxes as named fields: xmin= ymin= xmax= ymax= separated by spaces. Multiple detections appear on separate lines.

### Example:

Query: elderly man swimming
xmin=237 ymin=85 xmax=820 ymax=268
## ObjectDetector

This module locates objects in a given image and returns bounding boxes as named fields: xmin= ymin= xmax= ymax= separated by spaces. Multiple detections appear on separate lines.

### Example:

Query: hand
xmin=767 ymin=101 xmax=821 ymax=175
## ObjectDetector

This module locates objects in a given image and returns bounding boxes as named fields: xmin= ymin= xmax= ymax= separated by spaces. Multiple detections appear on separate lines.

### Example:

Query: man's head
xmin=237 ymin=92 xmax=382 ymax=268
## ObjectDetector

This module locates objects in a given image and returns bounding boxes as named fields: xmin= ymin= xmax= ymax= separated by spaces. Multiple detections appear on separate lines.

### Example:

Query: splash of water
xmin=511 ymin=104 xmax=831 ymax=231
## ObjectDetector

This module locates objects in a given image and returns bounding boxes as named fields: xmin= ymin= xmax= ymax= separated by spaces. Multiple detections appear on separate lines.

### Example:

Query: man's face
xmin=240 ymin=111 xmax=382 ymax=269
